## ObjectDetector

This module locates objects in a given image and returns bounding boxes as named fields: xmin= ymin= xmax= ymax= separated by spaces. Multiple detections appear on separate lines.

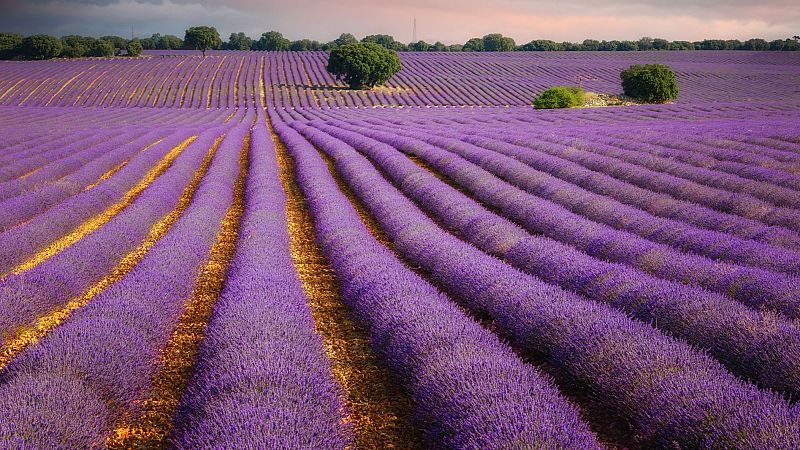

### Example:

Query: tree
xmin=326 ymin=42 xmax=401 ymax=89
xmin=61 ymin=35 xmax=89 ymax=58
xmin=362 ymin=34 xmax=404 ymax=50
xmin=621 ymin=64 xmax=678 ymax=103
xmin=0 ymin=32 xmax=23 ymax=60
xmin=616 ymin=41 xmax=639 ymax=51
xmin=90 ymin=39 xmax=116 ymax=57
xmin=226 ymin=32 xmax=252 ymax=50
xmin=483 ymin=33 xmax=515 ymax=51
xmin=409 ymin=40 xmax=430 ymax=51
xmin=21 ymin=35 xmax=62 ymax=60
xmin=447 ymin=44 xmax=464 ymax=52
xmin=520 ymin=40 xmax=562 ymax=51
xmin=741 ymin=38 xmax=769 ymax=51
xmin=160 ymin=35 xmax=183 ymax=49
xmin=534 ymin=86 xmax=585 ymax=109
xmin=291 ymin=39 xmax=322 ymax=51
xmin=581 ymin=39 xmax=601 ymax=51
xmin=637 ymin=36 xmax=654 ymax=50
xmin=431 ymin=41 xmax=447 ymax=52
xmin=126 ymin=39 xmax=143 ymax=57
xmin=184 ymin=26 xmax=221 ymax=57
xmin=463 ymin=37 xmax=484 ymax=51
xmin=99 ymin=35 xmax=127 ymax=52
xmin=652 ymin=38 xmax=669 ymax=50
xmin=334 ymin=33 xmax=357 ymax=47
xmin=256 ymin=31 xmax=290 ymax=51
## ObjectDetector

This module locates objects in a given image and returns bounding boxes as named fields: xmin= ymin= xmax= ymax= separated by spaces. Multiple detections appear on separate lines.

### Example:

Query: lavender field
xmin=1 ymin=50 xmax=800 ymax=449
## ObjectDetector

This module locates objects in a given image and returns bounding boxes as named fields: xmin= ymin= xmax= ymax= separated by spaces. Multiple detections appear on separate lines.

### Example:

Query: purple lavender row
xmin=0 ymin=128 xmax=204 ymax=274
xmin=0 ymin=131 xmax=140 ymax=201
xmin=0 ymin=122 xmax=247 ymax=448
xmin=484 ymin=128 xmax=800 ymax=232
xmin=370 ymin=115 xmax=800 ymax=250
xmin=173 ymin=119 xmax=351 ymax=448
xmin=0 ymin=127 xmax=224 ymax=341
xmin=340 ymin=116 xmax=800 ymax=274
xmin=335 ymin=117 xmax=800 ymax=319
xmin=0 ymin=129 xmax=95 ymax=167
xmin=0 ymin=131 xmax=164 ymax=232
xmin=0 ymin=130 xmax=117 ymax=181
xmin=272 ymin=115 xmax=603 ymax=449
xmin=290 ymin=119 xmax=800 ymax=448
xmin=311 ymin=119 xmax=800 ymax=398
xmin=608 ymin=131 xmax=800 ymax=185
xmin=549 ymin=132 xmax=800 ymax=210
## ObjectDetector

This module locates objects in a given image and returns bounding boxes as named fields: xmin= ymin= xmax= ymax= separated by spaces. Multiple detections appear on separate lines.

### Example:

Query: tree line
xmin=2 ymin=27 xmax=799 ymax=60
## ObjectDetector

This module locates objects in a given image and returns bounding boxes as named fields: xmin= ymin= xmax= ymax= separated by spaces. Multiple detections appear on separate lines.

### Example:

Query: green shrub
xmin=533 ymin=86 xmax=585 ymax=109
xmin=126 ymin=40 xmax=143 ymax=57
xmin=89 ymin=39 xmax=115 ymax=58
xmin=327 ymin=42 xmax=401 ymax=89
xmin=620 ymin=64 xmax=678 ymax=103
xmin=21 ymin=35 xmax=62 ymax=60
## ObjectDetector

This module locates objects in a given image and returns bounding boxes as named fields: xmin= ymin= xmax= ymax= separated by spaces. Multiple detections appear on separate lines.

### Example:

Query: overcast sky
xmin=1 ymin=0 xmax=798 ymax=43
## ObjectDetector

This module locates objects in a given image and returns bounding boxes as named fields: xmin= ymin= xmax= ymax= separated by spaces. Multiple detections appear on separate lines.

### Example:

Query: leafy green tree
xmin=0 ymin=32 xmax=23 ymax=59
xmin=99 ymin=35 xmax=127 ymax=51
xmin=534 ymin=86 xmax=585 ymax=109
xmin=289 ymin=39 xmax=322 ymax=51
xmin=520 ymin=40 xmax=562 ymax=51
xmin=463 ymin=37 xmax=484 ymax=51
xmin=447 ymin=44 xmax=464 ymax=52
xmin=637 ymin=36 xmax=654 ymax=50
xmin=409 ymin=40 xmax=430 ymax=51
xmin=90 ymin=39 xmax=116 ymax=57
xmin=335 ymin=33 xmax=357 ymax=46
xmin=621 ymin=64 xmax=678 ymax=103
xmin=741 ymin=38 xmax=769 ymax=50
xmin=581 ymin=39 xmax=601 ymax=51
xmin=362 ymin=34 xmax=405 ymax=50
xmin=126 ymin=39 xmax=143 ymax=56
xmin=431 ymin=41 xmax=447 ymax=51
xmin=226 ymin=32 xmax=252 ymax=50
xmin=483 ymin=33 xmax=515 ymax=51
xmin=616 ymin=41 xmax=639 ymax=51
xmin=160 ymin=35 xmax=183 ymax=49
xmin=652 ymin=38 xmax=669 ymax=50
xmin=326 ymin=42 xmax=401 ymax=89
xmin=61 ymin=35 xmax=90 ymax=58
xmin=256 ymin=31 xmax=290 ymax=51
xmin=21 ymin=35 xmax=62 ymax=60
xmin=184 ymin=26 xmax=221 ymax=56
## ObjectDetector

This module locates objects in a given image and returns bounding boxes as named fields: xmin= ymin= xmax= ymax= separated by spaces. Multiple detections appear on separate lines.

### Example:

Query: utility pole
xmin=412 ymin=16 xmax=417 ymax=43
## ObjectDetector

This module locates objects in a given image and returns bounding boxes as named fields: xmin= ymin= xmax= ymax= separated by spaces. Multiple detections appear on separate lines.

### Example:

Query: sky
xmin=1 ymin=0 xmax=798 ymax=44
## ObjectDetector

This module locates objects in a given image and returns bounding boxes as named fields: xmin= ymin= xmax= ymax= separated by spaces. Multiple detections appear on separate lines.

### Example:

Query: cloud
xmin=1 ymin=0 xmax=798 ymax=42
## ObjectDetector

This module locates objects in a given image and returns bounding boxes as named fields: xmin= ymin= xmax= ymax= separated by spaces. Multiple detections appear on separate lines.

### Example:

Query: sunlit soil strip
xmin=270 ymin=121 xmax=420 ymax=449
xmin=10 ymin=136 xmax=197 ymax=276
xmin=232 ymin=57 xmax=245 ymax=109
xmin=0 ymin=79 xmax=24 ymax=103
xmin=83 ymin=138 xmax=165 ymax=191
xmin=300 ymin=58 xmax=321 ymax=108
xmin=223 ymin=111 xmax=237 ymax=123
xmin=258 ymin=55 xmax=266 ymax=107
xmin=206 ymin=56 xmax=227 ymax=108
xmin=151 ymin=58 xmax=189 ymax=107
xmin=44 ymin=65 xmax=96 ymax=106
xmin=0 ymin=137 xmax=224 ymax=373
xmin=178 ymin=59 xmax=204 ymax=108
xmin=73 ymin=70 xmax=107 ymax=106
xmin=107 ymin=134 xmax=248 ymax=449
xmin=16 ymin=75 xmax=52 ymax=106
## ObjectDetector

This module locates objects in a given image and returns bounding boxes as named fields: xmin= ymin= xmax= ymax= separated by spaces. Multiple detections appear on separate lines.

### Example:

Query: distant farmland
xmin=1 ymin=50 xmax=800 ymax=448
